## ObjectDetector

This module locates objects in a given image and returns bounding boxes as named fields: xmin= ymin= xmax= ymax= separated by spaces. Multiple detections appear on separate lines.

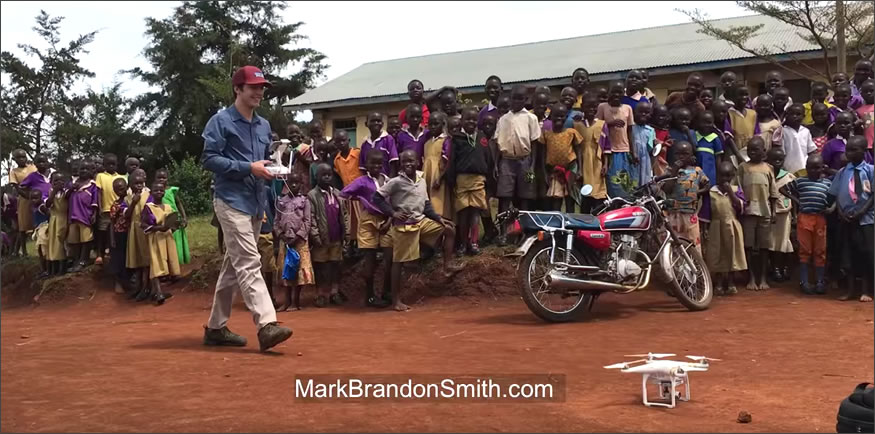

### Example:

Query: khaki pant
xmin=208 ymin=198 xmax=277 ymax=330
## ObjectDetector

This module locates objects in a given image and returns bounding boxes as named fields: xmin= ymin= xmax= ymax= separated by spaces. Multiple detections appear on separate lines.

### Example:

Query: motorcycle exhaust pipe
xmin=545 ymin=271 xmax=628 ymax=292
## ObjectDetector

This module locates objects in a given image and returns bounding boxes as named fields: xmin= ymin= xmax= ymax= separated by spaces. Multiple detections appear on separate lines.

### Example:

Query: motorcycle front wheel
xmin=518 ymin=239 xmax=594 ymax=323
xmin=663 ymin=239 xmax=713 ymax=311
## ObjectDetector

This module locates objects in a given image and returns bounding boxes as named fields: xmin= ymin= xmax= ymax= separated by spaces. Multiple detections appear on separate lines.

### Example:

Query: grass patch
xmin=185 ymin=215 xmax=220 ymax=257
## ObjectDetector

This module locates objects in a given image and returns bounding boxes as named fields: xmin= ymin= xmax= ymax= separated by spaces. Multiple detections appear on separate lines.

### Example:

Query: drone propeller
xmin=686 ymin=355 xmax=721 ymax=362
xmin=604 ymin=359 xmax=646 ymax=369
xmin=624 ymin=353 xmax=676 ymax=359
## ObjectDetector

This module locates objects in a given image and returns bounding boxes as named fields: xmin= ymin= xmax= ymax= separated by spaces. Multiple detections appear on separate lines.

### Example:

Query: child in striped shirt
xmin=783 ymin=154 xmax=832 ymax=295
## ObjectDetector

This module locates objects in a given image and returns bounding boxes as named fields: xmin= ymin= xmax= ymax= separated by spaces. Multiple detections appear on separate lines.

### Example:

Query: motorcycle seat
xmin=565 ymin=213 xmax=602 ymax=230
xmin=520 ymin=212 xmax=601 ymax=230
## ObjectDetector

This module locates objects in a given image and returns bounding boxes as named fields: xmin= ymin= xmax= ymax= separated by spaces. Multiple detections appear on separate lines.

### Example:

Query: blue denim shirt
xmin=201 ymin=104 xmax=272 ymax=217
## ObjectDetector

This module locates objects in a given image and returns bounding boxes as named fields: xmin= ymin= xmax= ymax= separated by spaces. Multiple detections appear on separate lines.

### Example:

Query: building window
xmin=334 ymin=118 xmax=357 ymax=147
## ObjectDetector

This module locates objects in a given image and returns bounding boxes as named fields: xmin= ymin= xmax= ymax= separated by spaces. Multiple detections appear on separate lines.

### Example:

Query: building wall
xmin=311 ymin=58 xmax=841 ymax=145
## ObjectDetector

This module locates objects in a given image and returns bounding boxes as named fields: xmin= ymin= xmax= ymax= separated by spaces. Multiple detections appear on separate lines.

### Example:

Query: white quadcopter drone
xmin=604 ymin=353 xmax=720 ymax=408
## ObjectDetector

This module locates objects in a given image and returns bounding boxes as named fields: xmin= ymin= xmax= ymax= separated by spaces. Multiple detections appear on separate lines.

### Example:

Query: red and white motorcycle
xmin=498 ymin=174 xmax=713 ymax=323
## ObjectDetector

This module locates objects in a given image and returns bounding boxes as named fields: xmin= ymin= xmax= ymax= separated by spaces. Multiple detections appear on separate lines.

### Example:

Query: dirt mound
xmin=334 ymin=246 xmax=520 ymax=305
xmin=0 ymin=260 xmax=104 ymax=308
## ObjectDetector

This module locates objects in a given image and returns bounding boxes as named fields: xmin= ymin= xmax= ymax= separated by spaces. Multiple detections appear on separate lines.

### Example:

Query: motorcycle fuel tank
xmin=598 ymin=206 xmax=652 ymax=231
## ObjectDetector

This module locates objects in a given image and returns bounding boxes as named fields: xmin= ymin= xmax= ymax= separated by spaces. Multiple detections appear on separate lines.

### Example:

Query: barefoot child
xmin=478 ymin=112 xmax=500 ymax=244
xmin=9 ymin=149 xmax=36 ymax=256
xmin=45 ymin=172 xmax=69 ymax=276
xmin=141 ymin=182 xmax=177 ymax=305
xmin=766 ymin=147 xmax=795 ymax=282
xmin=574 ymin=94 xmax=609 ymax=212
xmin=707 ymin=161 xmax=747 ymax=295
xmin=125 ymin=169 xmax=151 ymax=300
xmin=94 ymin=154 xmax=126 ymax=265
xmin=154 ymin=169 xmax=190 ymax=265
xmin=66 ymin=160 xmax=99 ymax=273
xmin=108 ymin=178 xmax=131 ymax=294
xmin=373 ymin=150 xmax=465 ymax=311
xmin=541 ymin=103 xmax=583 ymax=212
xmin=308 ymin=163 xmax=346 ymax=308
xmin=829 ymin=136 xmax=874 ymax=302
xmin=449 ymin=107 xmax=495 ymax=254
xmin=340 ymin=151 xmax=392 ymax=307
xmin=783 ymin=155 xmax=832 ymax=295
xmin=598 ymin=81 xmax=637 ymax=198
xmin=275 ymin=171 xmax=315 ymax=311
xmin=662 ymin=142 xmax=710 ymax=254
xmin=736 ymin=137 xmax=779 ymax=290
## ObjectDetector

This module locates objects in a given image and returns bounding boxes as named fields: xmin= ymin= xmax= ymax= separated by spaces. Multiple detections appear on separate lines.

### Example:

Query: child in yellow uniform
xmin=9 ymin=149 xmax=36 ymax=256
xmin=45 ymin=172 xmax=69 ymax=276
xmin=574 ymin=94 xmax=609 ymax=213
xmin=140 ymin=182 xmax=177 ymax=305
xmin=125 ymin=169 xmax=152 ymax=300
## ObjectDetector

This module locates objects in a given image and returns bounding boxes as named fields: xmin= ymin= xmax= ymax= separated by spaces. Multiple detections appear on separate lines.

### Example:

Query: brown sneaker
xmin=257 ymin=322 xmax=293 ymax=352
xmin=203 ymin=326 xmax=247 ymax=347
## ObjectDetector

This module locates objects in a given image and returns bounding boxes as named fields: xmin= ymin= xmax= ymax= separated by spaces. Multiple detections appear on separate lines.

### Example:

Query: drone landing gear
xmin=641 ymin=374 xmax=690 ymax=408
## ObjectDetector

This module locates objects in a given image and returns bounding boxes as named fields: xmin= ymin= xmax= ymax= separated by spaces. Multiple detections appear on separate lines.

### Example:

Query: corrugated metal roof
xmin=285 ymin=13 xmax=820 ymax=110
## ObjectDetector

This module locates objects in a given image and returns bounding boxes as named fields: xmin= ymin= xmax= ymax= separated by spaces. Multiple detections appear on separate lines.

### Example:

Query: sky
xmin=0 ymin=1 xmax=751 ymax=122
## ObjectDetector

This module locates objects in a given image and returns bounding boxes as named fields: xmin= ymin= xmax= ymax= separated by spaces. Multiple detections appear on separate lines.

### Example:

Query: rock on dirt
xmin=737 ymin=411 xmax=752 ymax=423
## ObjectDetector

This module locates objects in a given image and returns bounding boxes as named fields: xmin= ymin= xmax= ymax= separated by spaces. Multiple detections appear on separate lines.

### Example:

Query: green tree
xmin=127 ymin=0 xmax=327 ymax=164
xmin=52 ymin=84 xmax=144 ymax=172
xmin=680 ymin=1 xmax=874 ymax=82
xmin=0 ymin=10 xmax=97 ymax=161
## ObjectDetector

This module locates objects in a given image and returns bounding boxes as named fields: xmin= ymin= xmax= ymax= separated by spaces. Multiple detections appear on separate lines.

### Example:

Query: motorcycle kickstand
xmin=585 ymin=293 xmax=599 ymax=312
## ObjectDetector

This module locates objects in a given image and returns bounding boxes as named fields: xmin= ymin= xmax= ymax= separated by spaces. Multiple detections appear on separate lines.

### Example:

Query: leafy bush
xmin=168 ymin=156 xmax=213 ymax=216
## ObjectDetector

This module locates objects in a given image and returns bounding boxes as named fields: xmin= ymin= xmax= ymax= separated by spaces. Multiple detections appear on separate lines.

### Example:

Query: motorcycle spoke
xmin=527 ymin=247 xmax=585 ymax=314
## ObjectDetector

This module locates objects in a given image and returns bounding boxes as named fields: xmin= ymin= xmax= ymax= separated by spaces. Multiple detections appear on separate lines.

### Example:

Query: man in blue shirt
xmin=201 ymin=65 xmax=293 ymax=352
xmin=828 ymin=136 xmax=874 ymax=302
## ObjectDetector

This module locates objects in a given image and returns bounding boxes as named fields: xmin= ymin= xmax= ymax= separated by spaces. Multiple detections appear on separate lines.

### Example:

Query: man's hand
xmin=392 ymin=210 xmax=411 ymax=221
xmin=180 ymin=218 xmax=188 ymax=229
xmin=250 ymin=160 xmax=275 ymax=180
xmin=718 ymin=182 xmax=732 ymax=195
xmin=131 ymin=193 xmax=141 ymax=205
xmin=432 ymin=179 xmax=442 ymax=190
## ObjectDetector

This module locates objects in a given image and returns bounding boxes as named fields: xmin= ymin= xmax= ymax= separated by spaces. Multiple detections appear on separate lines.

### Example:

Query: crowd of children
xmin=3 ymin=153 xmax=190 ymax=305
xmin=262 ymin=61 xmax=872 ymax=309
xmin=4 ymin=60 xmax=873 ymax=307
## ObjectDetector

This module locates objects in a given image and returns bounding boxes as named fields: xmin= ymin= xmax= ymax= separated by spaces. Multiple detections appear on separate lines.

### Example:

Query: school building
xmin=284 ymin=13 xmax=841 ymax=145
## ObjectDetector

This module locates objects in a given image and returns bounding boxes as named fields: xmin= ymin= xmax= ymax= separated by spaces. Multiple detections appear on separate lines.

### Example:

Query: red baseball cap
xmin=232 ymin=65 xmax=272 ymax=87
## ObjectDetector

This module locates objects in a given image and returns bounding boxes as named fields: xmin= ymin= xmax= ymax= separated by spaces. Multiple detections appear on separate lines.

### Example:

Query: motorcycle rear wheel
xmin=518 ymin=239 xmax=594 ymax=323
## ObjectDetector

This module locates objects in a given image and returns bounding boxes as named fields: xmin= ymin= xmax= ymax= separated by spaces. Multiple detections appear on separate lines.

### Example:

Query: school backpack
xmin=836 ymin=382 xmax=874 ymax=433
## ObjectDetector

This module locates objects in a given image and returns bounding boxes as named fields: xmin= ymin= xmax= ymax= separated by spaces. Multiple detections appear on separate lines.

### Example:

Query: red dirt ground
xmin=1 ymin=255 xmax=873 ymax=433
